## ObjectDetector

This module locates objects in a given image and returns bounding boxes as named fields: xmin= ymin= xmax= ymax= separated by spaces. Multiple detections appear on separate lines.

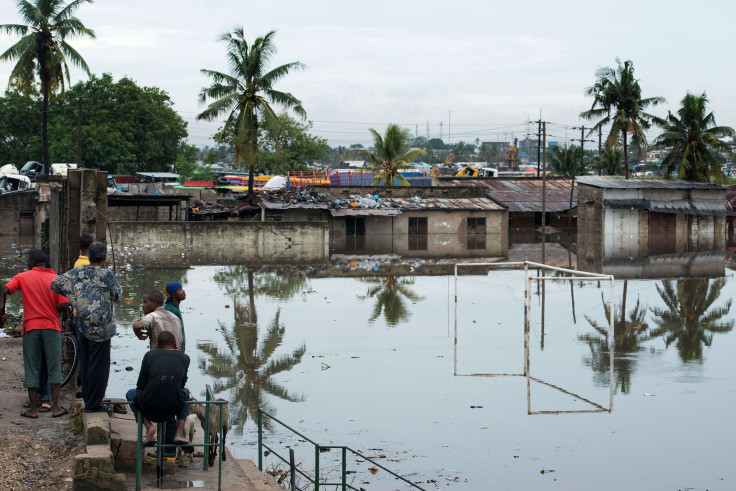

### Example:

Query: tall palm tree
xmin=1 ymin=0 xmax=95 ymax=166
xmin=580 ymin=292 xmax=649 ymax=394
xmin=197 ymin=28 xmax=305 ymax=201
xmin=548 ymin=145 xmax=586 ymax=231
xmin=652 ymin=92 xmax=734 ymax=183
xmin=364 ymin=124 xmax=426 ymax=186
xmin=358 ymin=276 xmax=424 ymax=326
xmin=591 ymin=147 xmax=624 ymax=176
xmin=580 ymin=59 xmax=664 ymax=179
xmin=650 ymin=278 xmax=733 ymax=363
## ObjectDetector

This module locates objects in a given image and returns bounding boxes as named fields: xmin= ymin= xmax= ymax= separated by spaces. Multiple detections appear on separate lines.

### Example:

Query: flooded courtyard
xmin=3 ymin=245 xmax=736 ymax=490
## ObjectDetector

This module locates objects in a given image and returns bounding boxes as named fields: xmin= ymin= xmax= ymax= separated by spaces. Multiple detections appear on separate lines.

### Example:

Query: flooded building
xmin=577 ymin=176 xmax=730 ymax=272
xmin=436 ymin=177 xmax=576 ymax=231
xmin=259 ymin=187 xmax=509 ymax=258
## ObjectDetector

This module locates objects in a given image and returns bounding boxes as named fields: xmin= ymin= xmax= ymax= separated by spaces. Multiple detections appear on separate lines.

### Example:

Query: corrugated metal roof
xmin=604 ymin=199 xmax=730 ymax=216
xmin=381 ymin=197 xmax=506 ymax=211
xmin=331 ymin=208 xmax=401 ymax=217
xmin=259 ymin=199 xmax=330 ymax=210
xmin=577 ymin=176 xmax=725 ymax=190
xmin=437 ymin=177 xmax=576 ymax=212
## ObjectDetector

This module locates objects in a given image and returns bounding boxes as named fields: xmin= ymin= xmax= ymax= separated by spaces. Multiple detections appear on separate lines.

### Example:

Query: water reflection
xmin=650 ymin=278 xmax=734 ymax=363
xmin=203 ymin=266 xmax=307 ymax=430
xmin=358 ymin=276 xmax=425 ymax=327
xmin=580 ymin=283 xmax=649 ymax=394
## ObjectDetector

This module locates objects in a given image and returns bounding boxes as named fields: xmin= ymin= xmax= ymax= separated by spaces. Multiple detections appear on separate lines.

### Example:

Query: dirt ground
xmin=0 ymin=335 xmax=83 ymax=490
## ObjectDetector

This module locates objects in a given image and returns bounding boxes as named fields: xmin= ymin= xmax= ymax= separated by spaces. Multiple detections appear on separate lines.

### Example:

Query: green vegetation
xmin=652 ymin=92 xmax=734 ymax=183
xmin=0 ymin=73 xmax=188 ymax=173
xmin=197 ymin=28 xmax=305 ymax=199
xmin=548 ymin=145 xmax=585 ymax=230
xmin=257 ymin=114 xmax=329 ymax=175
xmin=591 ymin=147 xmax=624 ymax=176
xmin=1 ymin=0 xmax=96 ymax=166
xmin=580 ymin=59 xmax=664 ymax=179
xmin=363 ymin=124 xmax=426 ymax=186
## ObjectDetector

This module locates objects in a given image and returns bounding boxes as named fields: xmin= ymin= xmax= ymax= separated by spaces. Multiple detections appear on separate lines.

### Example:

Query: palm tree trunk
xmin=42 ymin=89 xmax=49 ymax=166
xmin=622 ymin=130 xmax=629 ymax=179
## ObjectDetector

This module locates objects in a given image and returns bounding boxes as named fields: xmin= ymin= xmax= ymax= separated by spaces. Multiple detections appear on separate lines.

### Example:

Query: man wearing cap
xmin=164 ymin=282 xmax=186 ymax=353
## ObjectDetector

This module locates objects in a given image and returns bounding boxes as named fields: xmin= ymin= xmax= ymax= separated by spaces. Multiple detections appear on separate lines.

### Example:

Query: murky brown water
xmin=3 ymin=244 xmax=736 ymax=489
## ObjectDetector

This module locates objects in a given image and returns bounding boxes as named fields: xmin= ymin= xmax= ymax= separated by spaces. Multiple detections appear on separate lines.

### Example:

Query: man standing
xmin=125 ymin=330 xmax=193 ymax=451
xmin=0 ymin=250 xmax=69 ymax=418
xmin=72 ymin=233 xmax=93 ymax=398
xmin=74 ymin=234 xmax=93 ymax=268
xmin=51 ymin=242 xmax=121 ymax=413
xmin=164 ymin=281 xmax=186 ymax=352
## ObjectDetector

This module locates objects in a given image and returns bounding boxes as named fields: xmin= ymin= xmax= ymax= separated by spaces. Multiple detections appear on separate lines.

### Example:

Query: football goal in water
xmin=453 ymin=261 xmax=615 ymax=415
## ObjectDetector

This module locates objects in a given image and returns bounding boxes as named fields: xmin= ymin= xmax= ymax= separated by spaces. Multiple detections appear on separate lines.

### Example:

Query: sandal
xmin=39 ymin=402 xmax=51 ymax=413
xmin=52 ymin=407 xmax=68 ymax=418
xmin=20 ymin=410 xmax=38 ymax=419
xmin=174 ymin=440 xmax=194 ymax=454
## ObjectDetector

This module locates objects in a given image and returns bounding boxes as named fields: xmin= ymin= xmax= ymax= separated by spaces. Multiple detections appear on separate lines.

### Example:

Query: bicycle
xmin=60 ymin=306 xmax=78 ymax=388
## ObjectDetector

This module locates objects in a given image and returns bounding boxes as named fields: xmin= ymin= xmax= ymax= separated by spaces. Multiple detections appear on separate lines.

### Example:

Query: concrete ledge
xmin=83 ymin=411 xmax=111 ymax=445
xmin=73 ymin=444 xmax=115 ymax=478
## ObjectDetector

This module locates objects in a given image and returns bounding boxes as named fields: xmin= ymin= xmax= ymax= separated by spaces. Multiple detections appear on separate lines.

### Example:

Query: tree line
xmin=1 ymin=2 xmax=733 ymax=190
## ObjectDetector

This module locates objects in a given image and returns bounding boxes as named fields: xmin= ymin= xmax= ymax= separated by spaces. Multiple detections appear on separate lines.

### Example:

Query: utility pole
xmin=536 ymin=119 xmax=542 ymax=177
xmin=448 ymin=110 xmax=451 ymax=146
xmin=439 ymin=122 xmax=443 ymax=142
xmin=598 ymin=127 xmax=602 ymax=176
xmin=541 ymin=120 xmax=547 ymax=349
xmin=76 ymin=98 xmax=83 ymax=165
xmin=572 ymin=126 xmax=595 ymax=170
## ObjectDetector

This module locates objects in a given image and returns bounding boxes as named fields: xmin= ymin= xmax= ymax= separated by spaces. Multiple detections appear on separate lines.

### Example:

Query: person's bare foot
xmin=145 ymin=427 xmax=156 ymax=443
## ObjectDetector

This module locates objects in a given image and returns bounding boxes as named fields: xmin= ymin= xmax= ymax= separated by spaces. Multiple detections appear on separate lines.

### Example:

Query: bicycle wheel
xmin=60 ymin=332 xmax=78 ymax=388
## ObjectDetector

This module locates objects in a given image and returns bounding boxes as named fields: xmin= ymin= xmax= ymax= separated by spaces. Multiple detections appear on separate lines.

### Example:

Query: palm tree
xmin=580 ymin=59 xmax=664 ymax=179
xmin=364 ymin=124 xmax=426 ymax=186
xmin=197 ymin=28 xmax=305 ymax=201
xmin=204 ymin=266 xmax=308 ymax=431
xmin=548 ymin=145 xmax=586 ymax=231
xmin=199 ymin=304 xmax=305 ymax=432
xmin=1 ymin=0 xmax=95 ymax=166
xmin=358 ymin=276 xmax=424 ymax=326
xmin=591 ymin=147 xmax=624 ymax=176
xmin=649 ymin=278 xmax=733 ymax=363
xmin=652 ymin=92 xmax=734 ymax=183
xmin=580 ymin=292 xmax=649 ymax=394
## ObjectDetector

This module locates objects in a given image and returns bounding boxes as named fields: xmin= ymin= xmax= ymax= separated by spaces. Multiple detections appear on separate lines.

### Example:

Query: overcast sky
xmin=1 ymin=0 xmax=734 ymax=149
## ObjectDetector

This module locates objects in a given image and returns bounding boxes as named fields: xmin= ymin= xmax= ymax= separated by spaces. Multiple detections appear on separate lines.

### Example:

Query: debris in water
xmin=125 ymin=366 xmax=134 ymax=371
xmin=367 ymin=465 xmax=378 ymax=474
xmin=540 ymin=469 xmax=557 ymax=474
xmin=470 ymin=405 xmax=484 ymax=409
xmin=643 ymin=393 xmax=655 ymax=397
xmin=321 ymin=363 xmax=331 ymax=370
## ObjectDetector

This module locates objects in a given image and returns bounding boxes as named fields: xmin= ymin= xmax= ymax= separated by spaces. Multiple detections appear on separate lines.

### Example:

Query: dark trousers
xmin=38 ymin=348 xmax=50 ymax=401
xmin=77 ymin=330 xmax=110 ymax=411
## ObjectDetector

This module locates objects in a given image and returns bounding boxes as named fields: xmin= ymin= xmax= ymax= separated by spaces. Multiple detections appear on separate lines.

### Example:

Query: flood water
xmin=3 ymin=248 xmax=736 ymax=490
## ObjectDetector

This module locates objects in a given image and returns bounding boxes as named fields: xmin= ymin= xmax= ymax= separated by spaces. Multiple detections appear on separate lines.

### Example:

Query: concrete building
xmin=576 ymin=176 xmax=730 ymax=272
xmin=437 ymin=177 xmax=576 ymax=231
xmin=259 ymin=186 xmax=509 ymax=258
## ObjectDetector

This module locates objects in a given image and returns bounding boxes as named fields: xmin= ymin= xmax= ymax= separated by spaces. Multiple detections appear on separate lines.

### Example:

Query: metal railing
xmin=134 ymin=385 xmax=228 ymax=490
xmin=258 ymin=409 xmax=426 ymax=491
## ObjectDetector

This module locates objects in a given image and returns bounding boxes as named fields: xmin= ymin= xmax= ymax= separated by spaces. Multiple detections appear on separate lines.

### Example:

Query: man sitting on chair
xmin=126 ymin=331 xmax=193 ymax=452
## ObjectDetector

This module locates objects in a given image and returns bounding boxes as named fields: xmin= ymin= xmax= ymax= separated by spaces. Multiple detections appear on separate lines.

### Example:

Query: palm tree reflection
xmin=201 ymin=266 xmax=307 ymax=431
xmin=649 ymin=278 xmax=733 ymax=363
xmin=580 ymin=289 xmax=648 ymax=394
xmin=359 ymin=276 xmax=424 ymax=327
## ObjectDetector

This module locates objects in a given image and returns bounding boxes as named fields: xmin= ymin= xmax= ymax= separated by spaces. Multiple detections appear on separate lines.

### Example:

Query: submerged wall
xmin=107 ymin=221 xmax=329 ymax=265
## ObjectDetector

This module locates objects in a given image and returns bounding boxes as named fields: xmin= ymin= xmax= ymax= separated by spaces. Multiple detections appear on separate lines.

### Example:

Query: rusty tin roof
xmin=437 ymin=177 xmax=576 ymax=212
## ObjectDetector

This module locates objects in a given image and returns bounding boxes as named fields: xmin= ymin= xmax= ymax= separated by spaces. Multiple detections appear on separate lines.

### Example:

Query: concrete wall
xmin=330 ymin=209 xmax=508 ymax=257
xmin=107 ymin=221 xmax=329 ymax=265
xmin=0 ymin=190 xmax=46 ymax=254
